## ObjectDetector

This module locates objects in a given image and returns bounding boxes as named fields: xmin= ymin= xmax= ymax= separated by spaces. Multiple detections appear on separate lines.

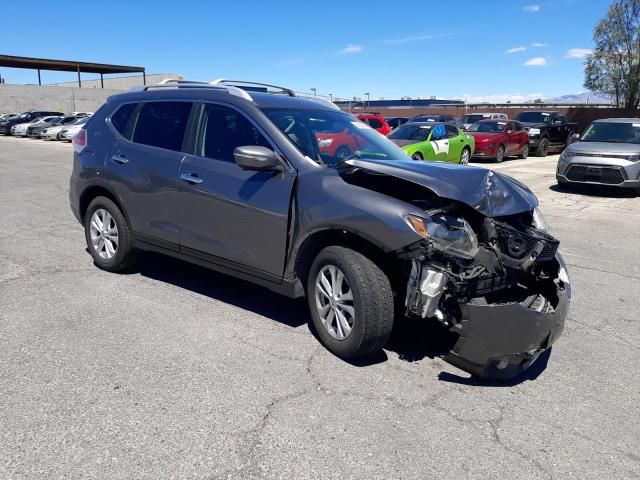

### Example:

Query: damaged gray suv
xmin=69 ymin=79 xmax=571 ymax=380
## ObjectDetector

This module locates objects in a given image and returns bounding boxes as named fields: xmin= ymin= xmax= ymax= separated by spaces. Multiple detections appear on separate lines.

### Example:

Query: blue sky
xmin=1 ymin=0 xmax=610 ymax=101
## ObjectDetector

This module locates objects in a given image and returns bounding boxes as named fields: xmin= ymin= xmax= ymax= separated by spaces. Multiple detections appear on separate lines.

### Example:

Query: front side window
xmin=132 ymin=101 xmax=193 ymax=151
xmin=197 ymin=104 xmax=270 ymax=162
xmin=265 ymin=108 xmax=409 ymax=166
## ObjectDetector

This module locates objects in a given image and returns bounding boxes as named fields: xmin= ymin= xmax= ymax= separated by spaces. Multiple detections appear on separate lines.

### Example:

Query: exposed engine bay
xmin=399 ymin=203 xmax=570 ymax=379
xmin=339 ymin=162 xmax=571 ymax=380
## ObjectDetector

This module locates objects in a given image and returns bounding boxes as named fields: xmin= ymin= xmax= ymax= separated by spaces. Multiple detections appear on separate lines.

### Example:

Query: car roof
xmin=466 ymin=112 xmax=503 ymax=115
xmin=592 ymin=117 xmax=640 ymax=123
xmin=476 ymin=118 xmax=509 ymax=122
xmin=110 ymin=86 xmax=339 ymax=113
xmin=403 ymin=121 xmax=439 ymax=126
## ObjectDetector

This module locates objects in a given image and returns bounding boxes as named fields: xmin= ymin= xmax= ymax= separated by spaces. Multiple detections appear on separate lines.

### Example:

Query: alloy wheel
xmin=314 ymin=265 xmax=355 ymax=340
xmin=89 ymin=209 xmax=119 ymax=260
xmin=460 ymin=148 xmax=470 ymax=165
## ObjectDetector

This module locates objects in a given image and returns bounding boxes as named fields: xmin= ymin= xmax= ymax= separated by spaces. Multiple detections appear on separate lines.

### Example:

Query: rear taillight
xmin=73 ymin=129 xmax=87 ymax=153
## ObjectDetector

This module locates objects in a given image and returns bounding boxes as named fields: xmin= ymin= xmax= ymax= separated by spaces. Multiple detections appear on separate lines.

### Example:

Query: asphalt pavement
xmin=1 ymin=137 xmax=639 ymax=479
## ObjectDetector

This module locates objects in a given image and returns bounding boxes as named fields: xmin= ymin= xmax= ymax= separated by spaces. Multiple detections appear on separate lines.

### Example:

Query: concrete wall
xmin=0 ymin=84 xmax=120 ymax=114
xmin=48 ymin=73 xmax=183 ymax=90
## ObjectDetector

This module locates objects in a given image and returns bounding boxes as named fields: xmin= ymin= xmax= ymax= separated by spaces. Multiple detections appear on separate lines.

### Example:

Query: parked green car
xmin=387 ymin=122 xmax=475 ymax=164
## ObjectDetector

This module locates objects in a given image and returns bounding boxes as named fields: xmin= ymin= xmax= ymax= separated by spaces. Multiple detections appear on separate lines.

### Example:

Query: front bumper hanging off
xmin=406 ymin=253 xmax=571 ymax=380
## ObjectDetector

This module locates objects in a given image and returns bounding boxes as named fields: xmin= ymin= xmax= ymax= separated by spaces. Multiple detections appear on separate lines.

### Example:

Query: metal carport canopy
xmin=0 ymin=54 xmax=146 ymax=87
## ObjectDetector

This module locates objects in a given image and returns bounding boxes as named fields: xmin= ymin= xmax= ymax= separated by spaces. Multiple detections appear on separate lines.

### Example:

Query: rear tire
xmin=84 ymin=196 xmax=136 ymax=272
xmin=519 ymin=144 xmax=529 ymax=159
xmin=335 ymin=146 xmax=351 ymax=159
xmin=307 ymin=246 xmax=394 ymax=359
xmin=535 ymin=138 xmax=549 ymax=157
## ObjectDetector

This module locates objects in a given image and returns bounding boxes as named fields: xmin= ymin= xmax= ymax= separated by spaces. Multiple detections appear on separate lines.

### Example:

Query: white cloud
xmin=524 ymin=57 xmax=548 ymax=66
xmin=523 ymin=4 xmax=540 ymax=12
xmin=507 ymin=46 xmax=526 ymax=53
xmin=337 ymin=44 xmax=363 ymax=55
xmin=383 ymin=34 xmax=435 ymax=44
xmin=565 ymin=48 xmax=593 ymax=58
xmin=532 ymin=43 xmax=549 ymax=47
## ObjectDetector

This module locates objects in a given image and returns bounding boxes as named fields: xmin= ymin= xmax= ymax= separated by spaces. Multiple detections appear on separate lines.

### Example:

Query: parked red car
xmin=468 ymin=120 xmax=530 ymax=162
xmin=356 ymin=114 xmax=392 ymax=135
xmin=316 ymin=127 xmax=367 ymax=159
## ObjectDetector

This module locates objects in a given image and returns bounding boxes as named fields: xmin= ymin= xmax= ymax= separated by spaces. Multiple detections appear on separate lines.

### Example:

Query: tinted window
xmin=132 ymin=102 xmax=192 ymax=151
xmin=368 ymin=118 xmax=383 ymax=129
xmin=445 ymin=124 xmax=459 ymax=138
xmin=388 ymin=124 xmax=432 ymax=141
xmin=514 ymin=122 xmax=523 ymax=131
xmin=198 ymin=104 xmax=270 ymax=162
xmin=111 ymin=103 xmax=137 ymax=137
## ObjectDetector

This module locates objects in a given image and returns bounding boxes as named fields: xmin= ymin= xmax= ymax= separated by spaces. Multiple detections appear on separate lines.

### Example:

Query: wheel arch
xmin=292 ymin=228 xmax=404 ymax=297
xmin=78 ymin=184 xmax=129 ymax=226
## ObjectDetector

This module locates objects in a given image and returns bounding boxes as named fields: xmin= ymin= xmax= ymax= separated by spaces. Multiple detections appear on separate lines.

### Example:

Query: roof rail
xmin=211 ymin=79 xmax=296 ymax=97
xmin=128 ymin=78 xmax=253 ymax=101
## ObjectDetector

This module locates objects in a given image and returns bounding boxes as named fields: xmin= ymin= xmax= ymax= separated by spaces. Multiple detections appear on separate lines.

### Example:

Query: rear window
xmin=132 ymin=101 xmax=193 ymax=151
xmin=111 ymin=103 xmax=137 ymax=137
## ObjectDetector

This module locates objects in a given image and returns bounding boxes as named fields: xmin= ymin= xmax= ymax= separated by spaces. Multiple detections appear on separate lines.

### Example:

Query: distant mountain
xmin=530 ymin=92 xmax=613 ymax=104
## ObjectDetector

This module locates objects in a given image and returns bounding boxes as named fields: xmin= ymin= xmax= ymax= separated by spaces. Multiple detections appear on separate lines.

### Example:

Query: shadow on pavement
xmin=134 ymin=252 xmax=310 ymax=329
xmin=130 ymin=252 xmax=551 ymax=384
xmin=550 ymin=183 xmax=638 ymax=198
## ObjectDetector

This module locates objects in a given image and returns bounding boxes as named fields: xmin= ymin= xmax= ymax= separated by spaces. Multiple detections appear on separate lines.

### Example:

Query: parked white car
xmin=42 ymin=117 xmax=83 ymax=140
xmin=11 ymin=116 xmax=62 ymax=137
xmin=59 ymin=117 xmax=89 ymax=141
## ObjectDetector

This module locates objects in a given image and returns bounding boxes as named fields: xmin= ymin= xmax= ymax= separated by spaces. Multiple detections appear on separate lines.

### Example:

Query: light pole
xmin=365 ymin=92 xmax=370 ymax=109
xmin=329 ymin=93 xmax=333 ymax=102
xmin=311 ymin=87 xmax=317 ymax=97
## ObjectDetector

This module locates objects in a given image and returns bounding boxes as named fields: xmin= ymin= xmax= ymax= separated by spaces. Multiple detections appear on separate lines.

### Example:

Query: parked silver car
xmin=556 ymin=118 xmax=640 ymax=191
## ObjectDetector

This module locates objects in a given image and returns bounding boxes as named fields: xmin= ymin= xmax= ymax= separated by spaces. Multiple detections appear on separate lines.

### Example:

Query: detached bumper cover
xmin=445 ymin=286 xmax=569 ymax=379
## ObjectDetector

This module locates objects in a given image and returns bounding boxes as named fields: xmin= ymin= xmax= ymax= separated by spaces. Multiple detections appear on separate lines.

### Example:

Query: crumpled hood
xmin=344 ymin=159 xmax=538 ymax=217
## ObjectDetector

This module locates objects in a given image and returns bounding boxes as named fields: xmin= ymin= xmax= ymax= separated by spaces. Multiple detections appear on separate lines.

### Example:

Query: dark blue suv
xmin=69 ymin=79 xmax=571 ymax=380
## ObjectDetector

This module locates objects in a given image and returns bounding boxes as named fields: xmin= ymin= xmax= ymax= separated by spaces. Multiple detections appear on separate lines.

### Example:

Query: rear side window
xmin=197 ymin=104 xmax=270 ymax=162
xmin=111 ymin=103 xmax=137 ymax=138
xmin=132 ymin=101 xmax=193 ymax=151
xmin=445 ymin=124 xmax=459 ymax=138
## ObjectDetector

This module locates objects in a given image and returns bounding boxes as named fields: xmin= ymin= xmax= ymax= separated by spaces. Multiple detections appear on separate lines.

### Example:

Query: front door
xmin=445 ymin=124 xmax=463 ymax=161
xmin=177 ymin=103 xmax=296 ymax=278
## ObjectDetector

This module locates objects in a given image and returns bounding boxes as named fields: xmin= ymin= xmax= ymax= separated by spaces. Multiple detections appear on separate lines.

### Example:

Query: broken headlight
xmin=407 ymin=214 xmax=479 ymax=259
xmin=532 ymin=207 xmax=549 ymax=232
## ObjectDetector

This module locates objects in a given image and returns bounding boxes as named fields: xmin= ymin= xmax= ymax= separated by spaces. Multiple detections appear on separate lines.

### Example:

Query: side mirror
xmin=568 ymin=133 xmax=580 ymax=145
xmin=233 ymin=145 xmax=282 ymax=172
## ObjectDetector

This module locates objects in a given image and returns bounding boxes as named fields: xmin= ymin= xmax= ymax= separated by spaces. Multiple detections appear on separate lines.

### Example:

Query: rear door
xmin=106 ymin=100 xmax=194 ymax=247
xmin=445 ymin=124 xmax=463 ymax=161
xmin=177 ymin=102 xmax=296 ymax=278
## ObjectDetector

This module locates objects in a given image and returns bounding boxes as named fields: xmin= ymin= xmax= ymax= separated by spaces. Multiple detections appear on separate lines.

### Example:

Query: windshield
xmin=580 ymin=121 xmax=640 ymax=144
xmin=72 ymin=117 xmax=89 ymax=126
xmin=463 ymin=114 xmax=488 ymax=124
xmin=468 ymin=121 xmax=506 ymax=133
xmin=516 ymin=112 xmax=551 ymax=124
xmin=387 ymin=123 xmax=432 ymax=141
xmin=409 ymin=116 xmax=438 ymax=123
xmin=264 ymin=108 xmax=410 ymax=166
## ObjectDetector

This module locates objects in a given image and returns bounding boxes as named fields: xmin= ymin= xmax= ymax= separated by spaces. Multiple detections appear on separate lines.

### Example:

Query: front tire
xmin=307 ymin=246 xmax=394 ymax=359
xmin=460 ymin=147 xmax=470 ymax=165
xmin=535 ymin=138 xmax=549 ymax=157
xmin=335 ymin=146 xmax=351 ymax=159
xmin=84 ymin=196 xmax=135 ymax=272
xmin=412 ymin=151 xmax=424 ymax=161
xmin=495 ymin=145 xmax=505 ymax=163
